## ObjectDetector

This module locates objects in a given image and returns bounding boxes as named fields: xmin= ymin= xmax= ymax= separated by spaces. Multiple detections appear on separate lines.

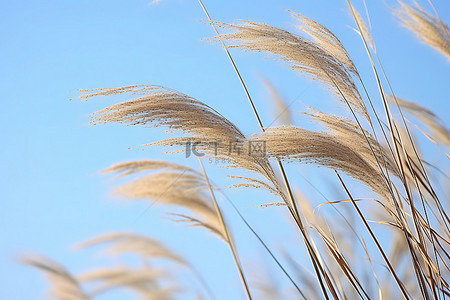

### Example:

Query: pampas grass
xmin=394 ymin=0 xmax=450 ymax=60
xmin=260 ymin=76 xmax=292 ymax=126
xmin=102 ymin=160 xmax=225 ymax=239
xmin=21 ymin=255 xmax=90 ymax=300
xmin=391 ymin=96 xmax=450 ymax=147
xmin=250 ymin=125 xmax=393 ymax=199
xmin=83 ymin=86 xmax=284 ymax=202
xmin=78 ymin=266 xmax=176 ymax=298
xmin=23 ymin=1 xmax=450 ymax=299
xmin=75 ymin=231 xmax=189 ymax=265
xmin=209 ymin=14 xmax=370 ymax=121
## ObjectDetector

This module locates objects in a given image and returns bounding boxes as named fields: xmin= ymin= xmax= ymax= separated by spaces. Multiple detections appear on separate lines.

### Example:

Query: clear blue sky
xmin=1 ymin=0 xmax=449 ymax=299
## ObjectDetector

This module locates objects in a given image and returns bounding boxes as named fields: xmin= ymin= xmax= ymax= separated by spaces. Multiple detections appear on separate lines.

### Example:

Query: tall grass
xmin=23 ymin=1 xmax=449 ymax=299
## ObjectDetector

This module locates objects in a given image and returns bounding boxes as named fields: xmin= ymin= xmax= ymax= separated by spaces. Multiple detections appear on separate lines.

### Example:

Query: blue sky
xmin=1 ymin=0 xmax=449 ymax=299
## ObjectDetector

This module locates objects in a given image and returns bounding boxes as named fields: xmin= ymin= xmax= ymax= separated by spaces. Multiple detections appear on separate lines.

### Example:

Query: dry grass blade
xmin=20 ymin=255 xmax=90 ymax=300
xmin=209 ymin=13 xmax=370 ymax=121
xmin=394 ymin=0 xmax=450 ymax=60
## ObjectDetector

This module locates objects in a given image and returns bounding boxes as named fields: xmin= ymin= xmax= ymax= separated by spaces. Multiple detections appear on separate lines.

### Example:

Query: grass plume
xmin=394 ymin=0 xmax=450 ymax=60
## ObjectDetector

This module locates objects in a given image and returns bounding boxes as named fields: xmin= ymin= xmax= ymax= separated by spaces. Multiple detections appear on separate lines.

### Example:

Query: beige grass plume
xmin=394 ymin=1 xmax=450 ymax=60
xmin=75 ymin=231 xmax=187 ymax=265
xmin=250 ymin=126 xmax=391 ymax=199
xmin=102 ymin=160 xmax=226 ymax=240
xmin=100 ymin=160 xmax=252 ymax=298
xmin=250 ymin=264 xmax=283 ymax=300
xmin=260 ymin=76 xmax=292 ymax=125
xmin=82 ymin=85 xmax=243 ymax=142
xmin=20 ymin=255 xmax=90 ymax=300
xmin=290 ymin=11 xmax=357 ymax=74
xmin=391 ymin=95 xmax=450 ymax=147
xmin=78 ymin=265 xmax=178 ymax=299
xmin=294 ymin=188 xmax=333 ymax=237
xmin=209 ymin=12 xmax=370 ymax=121
xmin=101 ymin=160 xmax=199 ymax=178
xmin=349 ymin=5 xmax=375 ymax=52
xmin=303 ymin=107 xmax=398 ymax=177
xmin=81 ymin=85 xmax=288 ymax=202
